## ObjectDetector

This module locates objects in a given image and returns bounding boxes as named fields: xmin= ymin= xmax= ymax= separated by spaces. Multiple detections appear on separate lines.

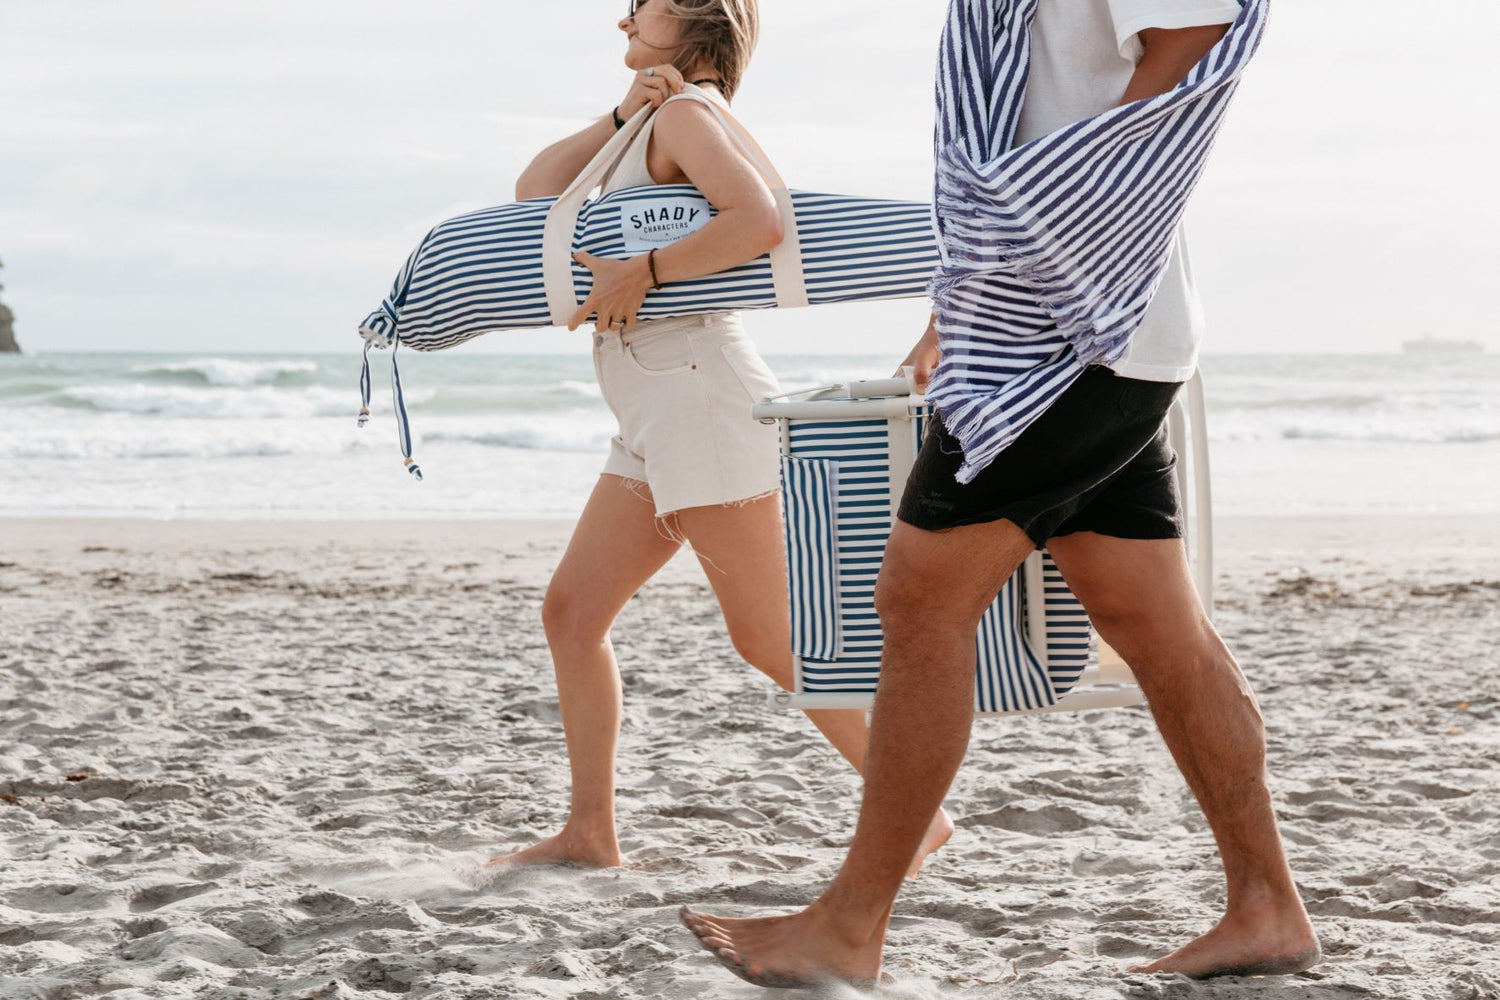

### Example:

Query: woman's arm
xmin=514 ymin=65 xmax=690 ymax=200
xmin=644 ymin=99 xmax=784 ymax=283
xmin=515 ymin=115 xmax=622 ymax=201
xmin=569 ymin=98 xmax=785 ymax=331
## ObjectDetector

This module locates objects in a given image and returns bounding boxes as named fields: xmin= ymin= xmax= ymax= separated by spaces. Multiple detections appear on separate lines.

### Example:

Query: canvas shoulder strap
xmin=542 ymin=84 xmax=807 ymax=326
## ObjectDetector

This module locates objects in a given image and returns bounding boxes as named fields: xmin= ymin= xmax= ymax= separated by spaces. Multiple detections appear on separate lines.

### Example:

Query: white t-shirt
xmin=1016 ymin=0 xmax=1241 ymax=382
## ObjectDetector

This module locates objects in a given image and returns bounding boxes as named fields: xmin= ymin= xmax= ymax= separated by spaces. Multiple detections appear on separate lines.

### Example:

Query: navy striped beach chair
xmin=753 ymin=371 xmax=1214 ymax=716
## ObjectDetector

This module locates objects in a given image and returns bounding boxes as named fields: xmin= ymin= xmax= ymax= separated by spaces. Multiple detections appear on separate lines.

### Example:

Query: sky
xmin=2 ymin=0 xmax=1497 ymax=356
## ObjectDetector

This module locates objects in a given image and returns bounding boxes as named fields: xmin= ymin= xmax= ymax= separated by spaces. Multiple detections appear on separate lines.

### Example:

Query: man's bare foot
xmin=1128 ymin=904 xmax=1321 ymax=979
xmin=679 ymin=904 xmax=884 ymax=990
xmin=486 ymin=829 xmax=621 ymax=868
xmin=908 ymin=808 xmax=955 ymax=878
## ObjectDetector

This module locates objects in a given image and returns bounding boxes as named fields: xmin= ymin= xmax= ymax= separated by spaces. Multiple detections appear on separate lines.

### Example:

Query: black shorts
xmin=898 ymin=366 xmax=1185 ymax=547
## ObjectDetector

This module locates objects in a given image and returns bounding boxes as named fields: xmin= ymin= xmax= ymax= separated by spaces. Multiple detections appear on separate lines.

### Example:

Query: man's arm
xmin=1119 ymin=24 xmax=1230 ymax=104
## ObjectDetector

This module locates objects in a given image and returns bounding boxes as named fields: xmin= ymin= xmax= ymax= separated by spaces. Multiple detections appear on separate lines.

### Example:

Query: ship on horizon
xmin=1401 ymin=335 xmax=1484 ymax=355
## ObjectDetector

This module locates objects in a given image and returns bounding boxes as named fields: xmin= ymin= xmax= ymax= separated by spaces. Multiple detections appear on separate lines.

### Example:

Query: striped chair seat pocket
xmin=780 ymin=455 xmax=842 ymax=662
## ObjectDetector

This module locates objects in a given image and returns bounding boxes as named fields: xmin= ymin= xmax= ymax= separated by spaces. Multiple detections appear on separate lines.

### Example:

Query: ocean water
xmin=0 ymin=351 xmax=1496 ymax=520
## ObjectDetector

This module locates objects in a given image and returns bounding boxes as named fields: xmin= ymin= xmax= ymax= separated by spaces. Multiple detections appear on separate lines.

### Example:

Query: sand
xmin=1 ymin=515 xmax=1497 ymax=999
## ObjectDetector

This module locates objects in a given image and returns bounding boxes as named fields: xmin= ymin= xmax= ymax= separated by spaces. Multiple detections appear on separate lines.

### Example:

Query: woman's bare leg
xmin=674 ymin=494 xmax=955 ymax=875
xmin=491 ymin=475 xmax=681 ymax=867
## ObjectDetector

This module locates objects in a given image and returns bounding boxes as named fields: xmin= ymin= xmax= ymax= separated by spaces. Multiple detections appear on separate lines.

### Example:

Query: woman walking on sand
xmin=489 ymin=0 xmax=952 ymax=874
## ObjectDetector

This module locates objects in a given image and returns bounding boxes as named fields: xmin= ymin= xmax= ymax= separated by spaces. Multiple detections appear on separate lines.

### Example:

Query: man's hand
xmin=896 ymin=314 xmax=941 ymax=392
xmin=568 ymin=252 xmax=654 ymax=333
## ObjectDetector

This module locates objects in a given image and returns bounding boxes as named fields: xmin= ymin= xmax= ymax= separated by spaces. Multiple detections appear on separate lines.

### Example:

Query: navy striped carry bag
xmin=357 ymin=87 xmax=939 ymax=478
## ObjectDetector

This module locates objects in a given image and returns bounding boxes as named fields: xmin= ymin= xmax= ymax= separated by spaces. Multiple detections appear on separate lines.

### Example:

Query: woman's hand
xmin=618 ymin=64 xmax=685 ymax=120
xmin=568 ymin=251 xmax=654 ymax=333
xmin=897 ymin=314 xmax=942 ymax=392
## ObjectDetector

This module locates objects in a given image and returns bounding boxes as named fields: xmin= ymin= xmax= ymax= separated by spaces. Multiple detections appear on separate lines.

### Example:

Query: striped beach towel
xmin=925 ymin=0 xmax=1268 ymax=483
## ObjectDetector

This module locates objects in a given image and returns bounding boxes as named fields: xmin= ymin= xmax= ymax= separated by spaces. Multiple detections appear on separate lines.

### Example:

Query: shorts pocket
xmin=624 ymin=330 xmax=696 ymax=375
xmin=1112 ymin=374 xmax=1182 ymax=422
xmin=720 ymin=340 xmax=779 ymax=403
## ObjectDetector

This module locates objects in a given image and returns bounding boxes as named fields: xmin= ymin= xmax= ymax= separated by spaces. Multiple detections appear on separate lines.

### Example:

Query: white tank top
xmin=599 ymin=86 xmax=736 ymax=326
xmin=601 ymin=85 xmax=730 ymax=194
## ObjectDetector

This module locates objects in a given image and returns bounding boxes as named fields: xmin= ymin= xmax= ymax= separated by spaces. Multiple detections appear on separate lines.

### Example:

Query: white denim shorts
xmin=591 ymin=311 xmax=781 ymax=517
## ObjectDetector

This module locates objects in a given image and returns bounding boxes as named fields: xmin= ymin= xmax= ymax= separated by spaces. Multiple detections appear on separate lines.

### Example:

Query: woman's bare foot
xmin=679 ymin=904 xmax=885 ymax=989
xmin=907 ymin=808 xmax=955 ymax=878
xmin=1128 ymin=902 xmax=1320 ymax=979
xmin=486 ymin=828 xmax=622 ymax=868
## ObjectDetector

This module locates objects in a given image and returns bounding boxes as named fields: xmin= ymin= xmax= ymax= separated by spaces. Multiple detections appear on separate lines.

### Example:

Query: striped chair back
xmin=758 ymin=378 xmax=1092 ymax=715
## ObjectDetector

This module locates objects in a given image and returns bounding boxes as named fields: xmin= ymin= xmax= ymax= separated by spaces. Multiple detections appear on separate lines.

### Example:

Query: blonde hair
xmin=659 ymin=0 xmax=759 ymax=102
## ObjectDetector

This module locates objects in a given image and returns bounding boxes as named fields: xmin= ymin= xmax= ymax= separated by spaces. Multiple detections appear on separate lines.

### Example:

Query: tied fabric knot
xmin=355 ymin=334 xmax=424 ymax=482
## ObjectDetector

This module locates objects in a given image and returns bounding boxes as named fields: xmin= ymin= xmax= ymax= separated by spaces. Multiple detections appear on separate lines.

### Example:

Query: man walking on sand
xmin=681 ymin=0 xmax=1320 ymax=987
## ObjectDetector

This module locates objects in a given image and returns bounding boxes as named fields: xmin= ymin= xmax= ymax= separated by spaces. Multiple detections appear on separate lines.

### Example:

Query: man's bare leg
xmin=1046 ymin=531 xmax=1320 ymax=977
xmin=682 ymin=517 xmax=1035 ymax=987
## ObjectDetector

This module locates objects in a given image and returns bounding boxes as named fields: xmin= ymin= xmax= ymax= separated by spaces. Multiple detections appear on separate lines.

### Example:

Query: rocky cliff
xmin=0 ymin=301 xmax=16 ymax=353
xmin=0 ymin=257 xmax=17 ymax=352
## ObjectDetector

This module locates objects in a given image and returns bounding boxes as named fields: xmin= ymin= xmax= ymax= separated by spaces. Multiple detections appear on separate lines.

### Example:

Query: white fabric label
xmin=619 ymin=194 xmax=713 ymax=252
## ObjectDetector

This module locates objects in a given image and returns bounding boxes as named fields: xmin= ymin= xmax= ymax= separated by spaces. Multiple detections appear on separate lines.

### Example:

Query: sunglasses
xmin=627 ymin=0 xmax=651 ymax=17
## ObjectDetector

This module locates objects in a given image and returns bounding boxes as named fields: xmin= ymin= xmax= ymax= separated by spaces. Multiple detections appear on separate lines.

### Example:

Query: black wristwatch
xmin=612 ymin=105 xmax=625 ymax=130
